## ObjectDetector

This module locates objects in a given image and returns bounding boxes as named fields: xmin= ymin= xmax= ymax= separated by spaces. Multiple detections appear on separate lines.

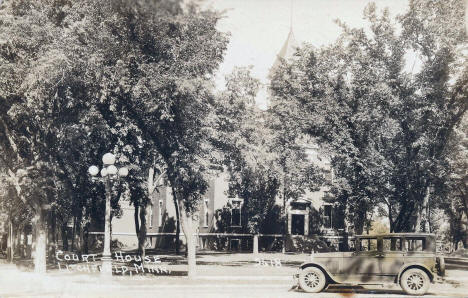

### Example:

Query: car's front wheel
xmin=298 ymin=267 xmax=327 ymax=293
xmin=400 ymin=268 xmax=430 ymax=296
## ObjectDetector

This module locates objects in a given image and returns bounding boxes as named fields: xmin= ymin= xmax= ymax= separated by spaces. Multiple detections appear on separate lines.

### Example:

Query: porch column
xmin=304 ymin=213 xmax=309 ymax=236
xmin=287 ymin=212 xmax=292 ymax=234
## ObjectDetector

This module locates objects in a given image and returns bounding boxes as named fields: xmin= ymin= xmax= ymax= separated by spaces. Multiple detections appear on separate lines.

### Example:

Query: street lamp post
xmin=88 ymin=153 xmax=128 ymax=278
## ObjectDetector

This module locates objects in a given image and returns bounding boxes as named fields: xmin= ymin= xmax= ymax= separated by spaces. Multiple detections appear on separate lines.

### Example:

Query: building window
xmin=158 ymin=200 xmax=163 ymax=227
xmin=323 ymin=204 xmax=332 ymax=229
xmin=204 ymin=199 xmax=209 ymax=227
xmin=231 ymin=199 xmax=242 ymax=227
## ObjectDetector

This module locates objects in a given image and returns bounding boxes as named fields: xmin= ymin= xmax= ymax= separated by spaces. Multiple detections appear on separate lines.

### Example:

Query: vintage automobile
xmin=294 ymin=233 xmax=445 ymax=295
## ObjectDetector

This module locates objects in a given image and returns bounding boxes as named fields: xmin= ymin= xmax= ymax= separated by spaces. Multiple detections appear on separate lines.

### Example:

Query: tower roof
xmin=269 ymin=29 xmax=298 ymax=78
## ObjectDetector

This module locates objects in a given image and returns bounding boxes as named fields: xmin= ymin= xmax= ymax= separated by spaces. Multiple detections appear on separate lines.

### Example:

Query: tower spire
xmin=268 ymin=0 xmax=298 ymax=79
xmin=290 ymin=0 xmax=293 ymax=31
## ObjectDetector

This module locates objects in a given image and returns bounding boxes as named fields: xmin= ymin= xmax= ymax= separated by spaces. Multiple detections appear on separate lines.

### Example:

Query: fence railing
xmin=89 ymin=232 xmax=345 ymax=238
xmin=88 ymin=231 xmax=347 ymax=252
xmin=89 ymin=232 xmax=284 ymax=237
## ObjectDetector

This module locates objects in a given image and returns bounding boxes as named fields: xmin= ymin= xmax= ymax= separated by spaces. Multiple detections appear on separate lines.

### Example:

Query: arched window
xmin=231 ymin=199 xmax=242 ymax=227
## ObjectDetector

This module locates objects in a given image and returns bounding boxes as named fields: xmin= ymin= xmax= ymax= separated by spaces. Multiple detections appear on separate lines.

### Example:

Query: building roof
xmin=268 ymin=28 xmax=298 ymax=78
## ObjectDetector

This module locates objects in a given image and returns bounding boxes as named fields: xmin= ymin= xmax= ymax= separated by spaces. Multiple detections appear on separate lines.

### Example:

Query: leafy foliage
xmin=214 ymin=67 xmax=324 ymax=234
xmin=270 ymin=0 xmax=467 ymax=233
xmin=0 ymin=0 xmax=228 ymax=276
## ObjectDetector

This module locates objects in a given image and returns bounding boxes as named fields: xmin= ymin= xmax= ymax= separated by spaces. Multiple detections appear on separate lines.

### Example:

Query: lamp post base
xmin=100 ymin=255 xmax=113 ymax=278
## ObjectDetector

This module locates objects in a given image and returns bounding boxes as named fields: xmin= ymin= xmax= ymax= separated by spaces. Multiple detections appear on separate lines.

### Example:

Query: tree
xmin=439 ymin=114 xmax=468 ymax=247
xmin=214 ymin=67 xmax=324 ymax=247
xmin=267 ymin=75 xmax=326 ymax=247
xmin=394 ymin=0 xmax=467 ymax=232
xmin=0 ymin=0 xmax=131 ymax=271
xmin=213 ymin=67 xmax=279 ymax=235
xmin=270 ymin=0 xmax=467 ymax=233
xmin=1 ymin=0 xmax=228 ymax=278
xmin=0 ymin=173 xmax=31 ymax=262
xmin=64 ymin=0 xmax=228 ymax=278
xmin=0 ymin=0 xmax=86 ymax=272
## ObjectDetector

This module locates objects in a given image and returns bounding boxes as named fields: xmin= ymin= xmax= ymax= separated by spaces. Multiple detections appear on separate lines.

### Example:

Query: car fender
xmin=299 ymin=261 xmax=341 ymax=284
xmin=397 ymin=263 xmax=434 ymax=282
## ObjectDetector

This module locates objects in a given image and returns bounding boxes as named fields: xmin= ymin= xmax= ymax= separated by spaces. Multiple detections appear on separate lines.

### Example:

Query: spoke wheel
xmin=400 ymin=268 xmax=430 ymax=296
xmin=298 ymin=267 xmax=326 ymax=293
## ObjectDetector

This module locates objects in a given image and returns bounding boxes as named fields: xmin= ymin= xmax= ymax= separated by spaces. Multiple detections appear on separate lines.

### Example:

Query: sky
xmin=205 ymin=0 xmax=410 ymax=108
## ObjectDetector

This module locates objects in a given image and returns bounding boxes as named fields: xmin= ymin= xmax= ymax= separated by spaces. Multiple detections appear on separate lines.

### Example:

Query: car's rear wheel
xmin=298 ymin=267 xmax=327 ymax=293
xmin=400 ymin=268 xmax=430 ymax=296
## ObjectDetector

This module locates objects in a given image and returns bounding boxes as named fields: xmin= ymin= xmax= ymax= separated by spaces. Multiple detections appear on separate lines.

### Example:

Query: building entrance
xmin=291 ymin=214 xmax=305 ymax=235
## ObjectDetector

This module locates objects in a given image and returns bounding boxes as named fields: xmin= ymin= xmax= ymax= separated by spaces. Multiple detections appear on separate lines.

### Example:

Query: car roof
xmin=354 ymin=233 xmax=435 ymax=238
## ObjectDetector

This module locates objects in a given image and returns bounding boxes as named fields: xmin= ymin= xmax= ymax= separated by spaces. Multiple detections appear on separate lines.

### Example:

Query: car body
xmin=294 ymin=233 xmax=445 ymax=295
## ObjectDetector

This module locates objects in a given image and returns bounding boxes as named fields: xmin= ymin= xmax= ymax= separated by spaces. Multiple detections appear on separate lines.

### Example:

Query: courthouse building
xmin=112 ymin=29 xmax=343 ymax=250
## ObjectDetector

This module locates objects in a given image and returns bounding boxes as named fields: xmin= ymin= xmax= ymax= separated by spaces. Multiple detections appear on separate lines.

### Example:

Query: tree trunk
xmin=75 ymin=217 xmax=82 ymax=254
xmin=459 ymin=188 xmax=468 ymax=247
xmin=353 ymin=209 xmax=366 ymax=235
xmin=282 ymin=173 xmax=287 ymax=253
xmin=178 ymin=201 xmax=196 ymax=279
xmin=414 ymin=187 xmax=431 ymax=232
xmin=7 ymin=218 xmax=13 ymax=263
xmin=427 ymin=202 xmax=433 ymax=233
xmin=388 ymin=203 xmax=394 ymax=233
xmin=414 ymin=203 xmax=422 ymax=232
xmin=15 ymin=228 xmax=21 ymax=256
xmin=71 ymin=217 xmax=76 ymax=251
xmin=78 ymin=220 xmax=84 ymax=257
xmin=138 ymin=205 xmax=147 ymax=268
xmin=175 ymin=207 xmax=180 ymax=255
xmin=462 ymin=233 xmax=468 ymax=249
xmin=32 ymin=220 xmax=36 ymax=259
xmin=34 ymin=209 xmax=47 ymax=274
xmin=172 ymin=187 xmax=181 ymax=255
xmin=61 ymin=223 xmax=69 ymax=251
xmin=23 ymin=227 xmax=28 ymax=259
xmin=83 ymin=222 xmax=89 ymax=254
xmin=134 ymin=204 xmax=140 ymax=235
xmin=47 ymin=212 xmax=56 ymax=263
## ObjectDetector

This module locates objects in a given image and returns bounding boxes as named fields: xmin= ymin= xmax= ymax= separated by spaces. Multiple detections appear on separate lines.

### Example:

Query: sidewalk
xmin=444 ymin=269 xmax=468 ymax=284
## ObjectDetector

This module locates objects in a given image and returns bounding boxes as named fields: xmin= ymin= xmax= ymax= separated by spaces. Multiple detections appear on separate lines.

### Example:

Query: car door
xmin=340 ymin=237 xmax=381 ymax=283
xmin=379 ymin=237 xmax=405 ymax=282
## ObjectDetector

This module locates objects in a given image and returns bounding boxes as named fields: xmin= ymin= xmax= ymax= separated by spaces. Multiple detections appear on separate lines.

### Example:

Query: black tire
xmin=298 ymin=267 xmax=327 ymax=293
xmin=400 ymin=268 xmax=430 ymax=296
xmin=437 ymin=256 xmax=445 ymax=277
